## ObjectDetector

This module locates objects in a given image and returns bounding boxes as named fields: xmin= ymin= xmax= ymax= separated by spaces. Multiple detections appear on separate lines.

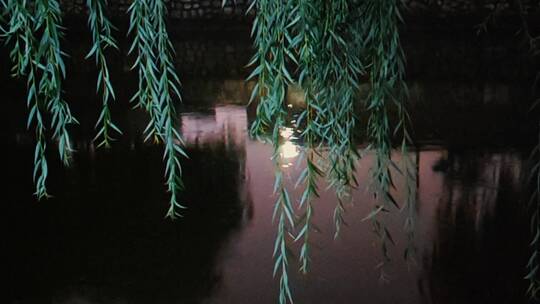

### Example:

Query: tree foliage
xmin=246 ymin=0 xmax=416 ymax=301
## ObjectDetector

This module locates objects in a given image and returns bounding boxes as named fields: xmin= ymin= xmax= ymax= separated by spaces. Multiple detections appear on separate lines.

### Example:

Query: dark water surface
xmin=3 ymin=27 xmax=537 ymax=304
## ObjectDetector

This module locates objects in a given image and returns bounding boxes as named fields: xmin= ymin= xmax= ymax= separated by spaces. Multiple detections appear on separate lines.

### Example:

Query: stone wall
xmin=61 ymin=0 xmax=253 ymax=19
xmin=402 ymin=0 xmax=538 ymax=15
xmin=61 ymin=0 xmax=539 ymax=19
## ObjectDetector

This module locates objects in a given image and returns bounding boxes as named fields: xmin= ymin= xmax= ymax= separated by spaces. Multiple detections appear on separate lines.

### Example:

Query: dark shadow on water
xmin=5 ymin=138 xmax=250 ymax=304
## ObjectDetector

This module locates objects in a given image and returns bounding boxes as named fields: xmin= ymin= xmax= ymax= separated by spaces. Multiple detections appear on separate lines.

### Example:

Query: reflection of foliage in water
xmin=423 ymin=151 xmax=531 ymax=303
xmin=480 ymin=5 xmax=540 ymax=296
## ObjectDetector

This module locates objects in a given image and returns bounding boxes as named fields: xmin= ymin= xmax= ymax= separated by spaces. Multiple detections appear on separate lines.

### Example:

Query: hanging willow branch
xmin=2 ymin=0 xmax=76 ymax=198
xmin=35 ymin=0 xmax=76 ymax=166
xmin=128 ymin=0 xmax=187 ymax=218
xmin=128 ymin=0 xmax=161 ymax=140
xmin=400 ymin=127 xmax=418 ymax=265
xmin=292 ymin=0 xmax=323 ymax=275
xmin=315 ymin=0 xmax=363 ymax=239
xmin=292 ymin=0 xmax=365 ymax=275
xmin=2 ymin=0 xmax=49 ymax=199
xmin=248 ymin=0 xmax=298 ymax=302
xmin=153 ymin=0 xmax=187 ymax=218
xmin=86 ymin=0 xmax=121 ymax=148
xmin=359 ymin=0 xmax=413 ymax=279
xmin=397 ymin=60 xmax=417 ymax=266
xmin=1 ymin=0 xmax=187 ymax=216
xmin=2 ymin=0 xmax=33 ymax=77
xmin=247 ymin=0 xmax=414 ymax=299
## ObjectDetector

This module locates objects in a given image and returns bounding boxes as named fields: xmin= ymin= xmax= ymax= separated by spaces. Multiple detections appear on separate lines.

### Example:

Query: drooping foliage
xmin=1 ymin=0 xmax=186 ymax=218
xmin=247 ymin=0 xmax=298 ymax=301
xmin=1 ymin=1 xmax=48 ymax=198
xmin=86 ymin=0 xmax=121 ymax=148
xmin=359 ymin=0 xmax=416 ymax=277
xmin=128 ymin=0 xmax=187 ymax=218
xmin=295 ymin=0 xmax=363 ymax=244
xmin=246 ymin=0 xmax=416 ymax=301
xmin=2 ymin=0 xmax=76 ymax=199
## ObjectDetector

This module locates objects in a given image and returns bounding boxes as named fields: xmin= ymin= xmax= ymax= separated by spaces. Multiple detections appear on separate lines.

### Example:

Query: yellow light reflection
xmin=280 ymin=141 xmax=299 ymax=159
xmin=279 ymin=127 xmax=299 ymax=162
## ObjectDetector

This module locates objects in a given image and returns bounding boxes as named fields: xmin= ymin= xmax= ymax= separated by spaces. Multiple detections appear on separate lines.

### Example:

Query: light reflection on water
xmin=5 ymin=105 xmax=531 ymax=304
xmin=279 ymin=127 xmax=300 ymax=164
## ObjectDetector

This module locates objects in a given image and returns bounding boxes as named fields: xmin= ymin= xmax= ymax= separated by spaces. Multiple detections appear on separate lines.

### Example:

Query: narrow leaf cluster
xmin=2 ymin=0 xmax=76 ymax=198
xmin=246 ymin=0 xmax=416 ymax=301
xmin=358 ymin=0 xmax=413 ymax=278
xmin=248 ymin=0 xmax=298 ymax=302
xmin=1 ymin=0 xmax=187 ymax=216
xmin=86 ymin=0 xmax=121 ymax=148
xmin=128 ymin=0 xmax=187 ymax=218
